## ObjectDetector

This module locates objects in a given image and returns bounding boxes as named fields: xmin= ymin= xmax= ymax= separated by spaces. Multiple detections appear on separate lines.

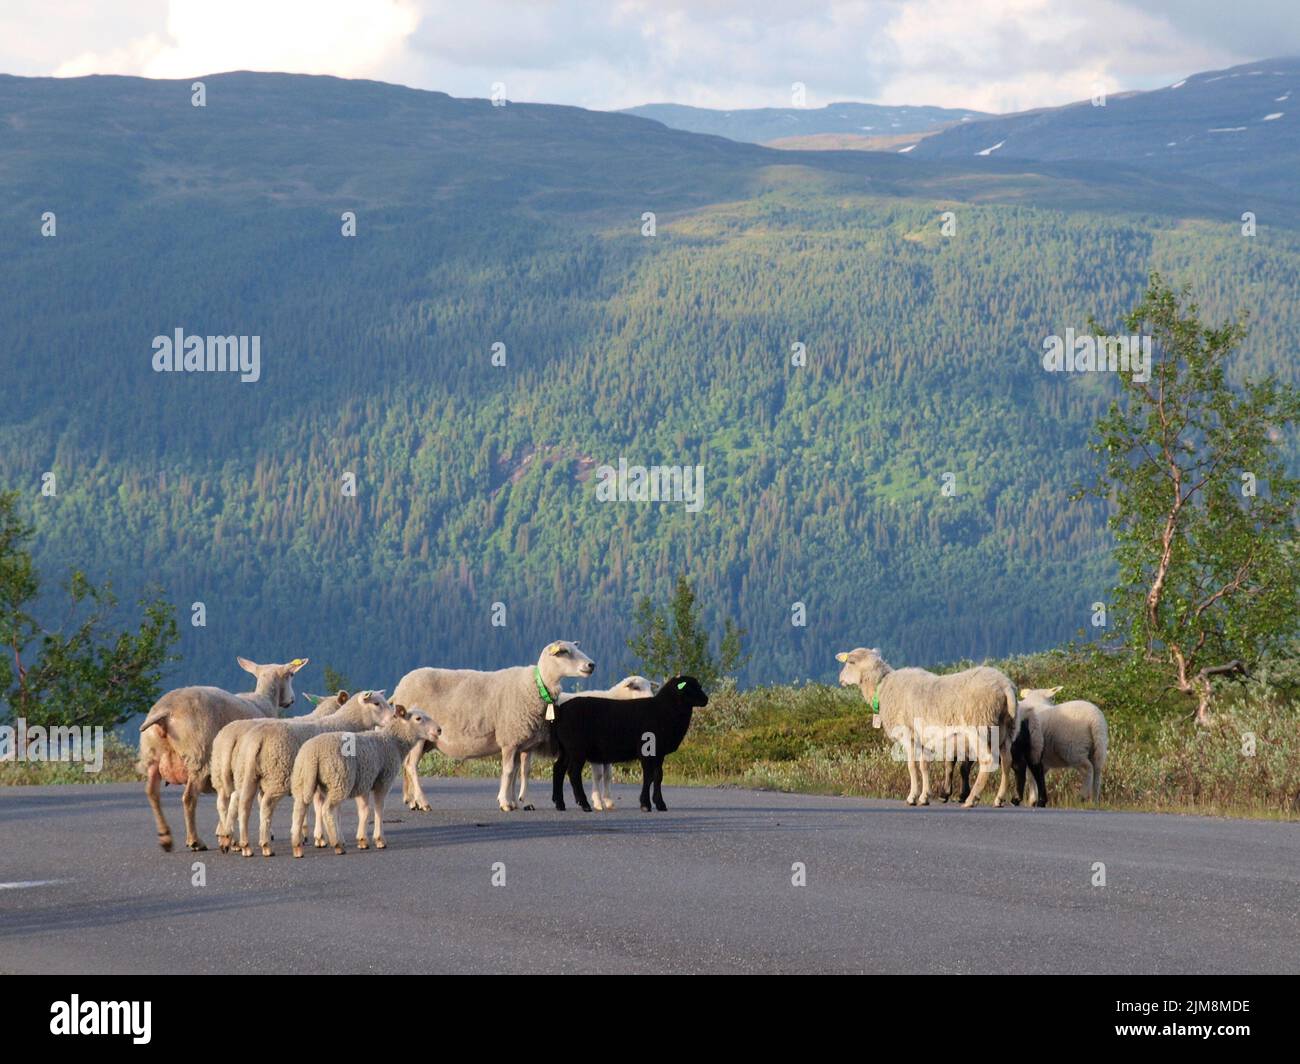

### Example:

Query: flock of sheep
xmin=136 ymin=641 xmax=1108 ymax=856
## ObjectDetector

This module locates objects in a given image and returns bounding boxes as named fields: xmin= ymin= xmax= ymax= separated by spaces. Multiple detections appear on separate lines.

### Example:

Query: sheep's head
xmin=612 ymin=675 xmax=655 ymax=698
xmin=541 ymin=640 xmax=595 ymax=679
xmin=238 ymin=656 xmax=309 ymax=709
xmin=663 ymin=675 xmax=708 ymax=708
xmin=393 ymin=704 xmax=442 ymax=744
xmin=356 ymin=689 xmax=394 ymax=726
xmin=835 ymin=648 xmax=887 ymax=692
xmin=1018 ymin=686 xmax=1062 ymax=705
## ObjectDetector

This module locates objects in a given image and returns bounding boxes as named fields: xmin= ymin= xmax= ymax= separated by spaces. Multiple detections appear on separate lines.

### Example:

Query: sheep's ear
xmin=237 ymin=656 xmax=259 ymax=674
xmin=287 ymin=657 xmax=309 ymax=674
xmin=336 ymin=690 xmax=349 ymax=701
xmin=394 ymin=704 xmax=408 ymax=717
xmin=835 ymin=652 xmax=848 ymax=663
xmin=871 ymin=647 xmax=881 ymax=655
xmin=1049 ymin=686 xmax=1063 ymax=697
xmin=1019 ymin=688 xmax=1031 ymax=699
xmin=545 ymin=642 xmax=560 ymax=654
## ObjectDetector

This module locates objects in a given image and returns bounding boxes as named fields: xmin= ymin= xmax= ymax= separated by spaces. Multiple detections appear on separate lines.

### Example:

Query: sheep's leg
xmin=324 ymin=798 xmax=344 ymax=855
xmin=291 ymin=797 xmax=307 ymax=858
xmin=516 ymin=749 xmax=536 ymax=811
xmin=1012 ymin=760 xmax=1027 ymax=805
xmin=902 ymin=735 xmax=921 ymax=806
xmin=993 ymin=730 xmax=1012 ymax=807
xmin=215 ymin=788 xmax=233 ymax=852
xmin=552 ymin=751 xmax=568 ymax=811
xmin=651 ymin=758 xmax=667 ymax=812
xmin=588 ymin=762 xmax=603 ymax=811
xmin=915 ymin=741 xmax=932 ymax=806
xmin=258 ymin=791 xmax=282 ymax=857
xmin=371 ymin=786 xmax=388 ymax=849
xmin=568 ymin=759 xmax=591 ymax=812
xmin=404 ymin=740 xmax=431 ymax=812
xmin=639 ymin=756 xmax=655 ymax=812
xmin=1030 ymin=762 xmax=1049 ymax=807
xmin=145 ymin=764 xmax=174 ymax=852
xmin=313 ymin=788 xmax=327 ymax=847
xmin=958 ymin=761 xmax=972 ymax=803
xmin=1091 ymin=767 xmax=1103 ymax=804
xmin=496 ymin=745 xmax=519 ymax=812
xmin=181 ymin=777 xmax=207 ymax=851
xmin=963 ymin=736 xmax=996 ymax=807
xmin=235 ymin=771 xmax=258 ymax=857
xmin=604 ymin=763 xmax=617 ymax=809
xmin=1078 ymin=760 xmax=1094 ymax=803
xmin=355 ymin=795 xmax=370 ymax=849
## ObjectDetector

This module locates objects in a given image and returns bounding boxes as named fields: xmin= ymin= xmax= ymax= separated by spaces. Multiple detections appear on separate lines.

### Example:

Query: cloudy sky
xmin=1 ymin=0 xmax=1295 ymax=113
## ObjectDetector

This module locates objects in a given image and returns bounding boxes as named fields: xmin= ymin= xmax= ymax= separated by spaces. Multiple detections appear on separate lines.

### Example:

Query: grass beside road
xmin=5 ymin=648 xmax=1299 ymax=820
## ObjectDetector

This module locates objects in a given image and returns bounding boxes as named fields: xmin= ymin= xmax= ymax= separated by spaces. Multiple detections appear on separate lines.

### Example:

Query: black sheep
xmin=550 ymin=675 xmax=708 ymax=812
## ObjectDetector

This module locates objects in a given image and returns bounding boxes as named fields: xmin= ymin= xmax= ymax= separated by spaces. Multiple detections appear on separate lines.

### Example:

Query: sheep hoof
xmin=375 ymin=839 xmax=386 ymax=849
xmin=917 ymin=796 xmax=930 ymax=806
xmin=158 ymin=835 xmax=173 ymax=852
xmin=415 ymin=802 xmax=431 ymax=812
xmin=333 ymin=844 xmax=346 ymax=855
xmin=1035 ymin=800 xmax=1047 ymax=808
xmin=554 ymin=802 xmax=565 ymax=811
xmin=521 ymin=803 xmax=535 ymax=811
xmin=292 ymin=847 xmax=304 ymax=859
xmin=1010 ymin=797 xmax=1021 ymax=806
xmin=357 ymin=840 xmax=368 ymax=850
xmin=640 ymin=803 xmax=652 ymax=812
xmin=314 ymin=837 xmax=326 ymax=848
xmin=654 ymin=803 xmax=667 ymax=812
xmin=961 ymin=799 xmax=979 ymax=809
xmin=188 ymin=840 xmax=207 ymax=852
xmin=261 ymin=845 xmax=274 ymax=857
xmin=905 ymin=796 xmax=917 ymax=806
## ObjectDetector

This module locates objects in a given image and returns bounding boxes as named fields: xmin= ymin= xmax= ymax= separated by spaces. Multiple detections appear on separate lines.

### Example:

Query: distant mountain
xmin=620 ymin=101 xmax=988 ymax=144
xmin=2 ymin=71 xmax=1298 ymax=693
xmin=909 ymin=57 xmax=1300 ymax=201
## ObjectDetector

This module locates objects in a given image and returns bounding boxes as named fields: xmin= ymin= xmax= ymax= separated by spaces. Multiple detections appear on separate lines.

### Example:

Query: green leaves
xmin=0 ymin=491 xmax=179 ymax=728
xmin=1080 ymin=276 xmax=1300 ymax=720
xmin=627 ymin=575 xmax=748 ymax=690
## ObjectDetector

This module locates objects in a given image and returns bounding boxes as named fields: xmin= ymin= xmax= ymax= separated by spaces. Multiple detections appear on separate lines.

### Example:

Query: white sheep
xmin=228 ymin=690 xmax=396 ymax=857
xmin=137 ymin=656 xmax=308 ymax=852
xmin=519 ymin=674 xmax=656 ymax=811
xmin=836 ymin=647 xmax=1018 ymax=808
xmin=211 ymin=688 xmax=348 ymax=851
xmin=393 ymin=640 xmax=595 ymax=813
xmin=1015 ymin=687 xmax=1109 ymax=804
xmin=289 ymin=705 xmax=442 ymax=856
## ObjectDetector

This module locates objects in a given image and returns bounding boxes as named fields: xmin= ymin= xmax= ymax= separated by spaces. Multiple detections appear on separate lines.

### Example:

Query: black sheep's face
xmin=666 ymin=676 xmax=708 ymax=708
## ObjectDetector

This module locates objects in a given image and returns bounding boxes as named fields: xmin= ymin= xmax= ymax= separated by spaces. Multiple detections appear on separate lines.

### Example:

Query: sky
xmin=1 ymin=0 xmax=1296 ymax=114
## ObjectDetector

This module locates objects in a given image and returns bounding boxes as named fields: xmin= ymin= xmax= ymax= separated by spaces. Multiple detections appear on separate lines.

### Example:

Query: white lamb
xmin=836 ymin=647 xmax=1019 ymax=807
xmin=227 ymin=690 xmax=397 ymax=857
xmin=211 ymin=688 xmax=348 ymax=850
xmin=1015 ymin=687 xmax=1109 ymax=804
xmin=290 ymin=705 xmax=442 ymax=856
xmin=393 ymin=640 xmax=595 ymax=813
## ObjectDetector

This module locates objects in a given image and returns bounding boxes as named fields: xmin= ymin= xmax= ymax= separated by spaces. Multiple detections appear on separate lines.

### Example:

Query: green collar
xmin=533 ymin=666 xmax=554 ymax=706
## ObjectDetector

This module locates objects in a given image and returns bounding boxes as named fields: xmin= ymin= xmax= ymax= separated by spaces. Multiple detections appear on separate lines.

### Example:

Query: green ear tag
xmin=677 ymin=681 xmax=686 ymax=690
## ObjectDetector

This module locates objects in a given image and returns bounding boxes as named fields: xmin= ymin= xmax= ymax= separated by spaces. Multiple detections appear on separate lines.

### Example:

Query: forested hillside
xmin=2 ymin=72 xmax=1297 ymax=693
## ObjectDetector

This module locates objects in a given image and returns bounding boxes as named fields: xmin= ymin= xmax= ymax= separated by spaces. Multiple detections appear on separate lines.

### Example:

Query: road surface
xmin=1 ymin=779 xmax=1296 ymax=973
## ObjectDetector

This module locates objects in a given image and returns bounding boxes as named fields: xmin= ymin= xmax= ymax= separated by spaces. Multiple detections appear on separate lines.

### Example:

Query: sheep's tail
xmin=139 ymin=704 xmax=169 ymax=735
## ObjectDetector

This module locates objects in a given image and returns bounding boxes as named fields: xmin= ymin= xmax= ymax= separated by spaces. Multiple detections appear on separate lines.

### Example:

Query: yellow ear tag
xmin=545 ymin=705 xmax=555 ymax=721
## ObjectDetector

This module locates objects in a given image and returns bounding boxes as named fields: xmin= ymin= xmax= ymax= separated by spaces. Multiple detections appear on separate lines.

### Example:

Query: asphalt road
xmin=1 ymin=779 xmax=1296 ymax=974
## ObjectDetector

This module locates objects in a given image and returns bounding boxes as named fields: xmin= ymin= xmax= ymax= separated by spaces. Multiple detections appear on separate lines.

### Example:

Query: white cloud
xmin=0 ymin=0 xmax=1269 ymax=112
xmin=52 ymin=0 xmax=420 ymax=80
